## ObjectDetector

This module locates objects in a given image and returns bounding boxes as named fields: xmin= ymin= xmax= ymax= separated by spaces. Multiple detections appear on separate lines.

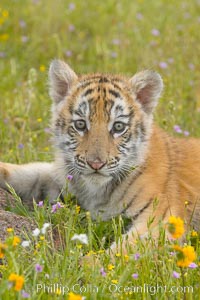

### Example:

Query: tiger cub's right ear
xmin=49 ymin=59 xmax=78 ymax=103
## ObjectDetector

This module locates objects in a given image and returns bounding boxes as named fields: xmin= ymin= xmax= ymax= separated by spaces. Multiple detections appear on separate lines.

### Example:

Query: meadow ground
xmin=0 ymin=0 xmax=200 ymax=299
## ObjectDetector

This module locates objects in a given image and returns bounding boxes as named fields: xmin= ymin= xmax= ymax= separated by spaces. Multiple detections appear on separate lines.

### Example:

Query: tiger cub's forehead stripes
xmin=70 ymin=75 xmax=134 ymax=124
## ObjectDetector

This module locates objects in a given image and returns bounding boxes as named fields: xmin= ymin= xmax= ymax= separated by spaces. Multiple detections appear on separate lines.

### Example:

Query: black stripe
xmin=122 ymin=194 xmax=138 ymax=214
xmin=55 ymin=117 xmax=66 ymax=129
xmin=162 ymin=207 xmax=168 ymax=220
xmin=132 ymin=198 xmax=153 ymax=221
xmin=99 ymin=77 xmax=109 ymax=83
xmin=74 ymin=110 xmax=84 ymax=117
xmin=68 ymin=126 xmax=76 ymax=137
xmin=114 ymin=105 xmax=123 ymax=114
xmin=83 ymin=88 xmax=93 ymax=97
xmin=123 ymin=132 xmax=132 ymax=143
xmin=79 ymin=101 xmax=87 ymax=114
xmin=108 ymin=89 xmax=121 ymax=98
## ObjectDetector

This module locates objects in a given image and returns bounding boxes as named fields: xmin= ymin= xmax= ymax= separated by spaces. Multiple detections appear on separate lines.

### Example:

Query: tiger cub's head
xmin=49 ymin=60 xmax=163 ymax=183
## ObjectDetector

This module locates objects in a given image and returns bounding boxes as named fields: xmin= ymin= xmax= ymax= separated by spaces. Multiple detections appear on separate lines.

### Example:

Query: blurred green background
xmin=0 ymin=0 xmax=200 ymax=163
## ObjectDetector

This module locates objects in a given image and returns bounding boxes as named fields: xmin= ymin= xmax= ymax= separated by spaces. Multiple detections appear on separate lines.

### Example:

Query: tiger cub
xmin=0 ymin=60 xmax=199 ymax=253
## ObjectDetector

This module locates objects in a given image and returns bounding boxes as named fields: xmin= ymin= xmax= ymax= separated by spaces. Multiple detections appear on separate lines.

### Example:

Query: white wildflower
xmin=32 ymin=228 xmax=40 ymax=237
xmin=71 ymin=233 xmax=88 ymax=245
xmin=21 ymin=240 xmax=31 ymax=248
xmin=41 ymin=223 xmax=50 ymax=234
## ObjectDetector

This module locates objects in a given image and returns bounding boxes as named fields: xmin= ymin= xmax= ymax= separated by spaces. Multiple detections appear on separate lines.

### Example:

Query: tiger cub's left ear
xmin=49 ymin=59 xmax=78 ymax=104
xmin=130 ymin=70 xmax=163 ymax=114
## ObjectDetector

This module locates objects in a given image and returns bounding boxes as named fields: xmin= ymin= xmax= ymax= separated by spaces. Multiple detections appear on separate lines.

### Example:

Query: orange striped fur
xmin=0 ymin=60 xmax=199 ymax=254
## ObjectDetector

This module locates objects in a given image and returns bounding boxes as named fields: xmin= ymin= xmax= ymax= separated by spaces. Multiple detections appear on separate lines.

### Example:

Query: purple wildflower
xmin=132 ymin=273 xmax=138 ymax=279
xmin=68 ymin=24 xmax=75 ymax=32
xmin=134 ymin=253 xmax=140 ymax=261
xmin=51 ymin=202 xmax=64 ymax=213
xmin=149 ymin=40 xmax=157 ymax=47
xmin=32 ymin=0 xmax=40 ymax=4
xmin=37 ymin=201 xmax=43 ymax=207
xmin=173 ymin=125 xmax=182 ymax=134
xmin=65 ymin=50 xmax=72 ymax=57
xmin=173 ymin=271 xmax=180 ymax=278
xmin=67 ymin=174 xmax=73 ymax=181
xmin=21 ymin=36 xmax=29 ymax=43
xmin=68 ymin=3 xmax=76 ymax=11
xmin=136 ymin=13 xmax=143 ymax=20
xmin=44 ymin=127 xmax=51 ymax=133
xmin=169 ymin=251 xmax=176 ymax=256
xmin=151 ymin=29 xmax=160 ymax=36
xmin=188 ymin=262 xmax=197 ymax=269
xmin=184 ymin=12 xmax=191 ymax=19
xmin=168 ymin=57 xmax=174 ymax=64
xmin=22 ymin=290 xmax=30 ymax=298
xmin=112 ymin=39 xmax=120 ymax=45
xmin=184 ymin=131 xmax=190 ymax=136
xmin=188 ymin=63 xmax=195 ymax=70
xmin=0 ymin=52 xmax=6 ymax=58
xmin=100 ymin=267 xmax=106 ymax=277
xmin=18 ymin=143 xmax=24 ymax=149
xmin=35 ymin=264 xmax=43 ymax=273
xmin=19 ymin=20 xmax=26 ymax=28
xmin=159 ymin=61 xmax=168 ymax=69
xmin=111 ymin=52 xmax=117 ymax=58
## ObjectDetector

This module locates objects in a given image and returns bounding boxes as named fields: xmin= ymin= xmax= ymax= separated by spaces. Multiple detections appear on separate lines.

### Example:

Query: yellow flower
xmin=107 ymin=264 xmax=115 ymax=271
xmin=0 ymin=18 xmax=4 ymax=25
xmin=0 ymin=243 xmax=7 ymax=259
xmin=86 ymin=211 xmax=90 ymax=218
xmin=0 ymin=264 xmax=7 ymax=270
xmin=184 ymin=201 xmax=189 ymax=206
xmin=68 ymin=292 xmax=83 ymax=300
xmin=174 ymin=245 xmax=196 ymax=267
xmin=111 ymin=279 xmax=118 ymax=284
xmin=40 ymin=236 xmax=45 ymax=241
xmin=76 ymin=244 xmax=82 ymax=249
xmin=173 ymin=245 xmax=182 ymax=252
xmin=124 ymin=254 xmax=129 ymax=262
xmin=55 ymin=288 xmax=62 ymax=295
xmin=0 ymin=33 xmax=9 ymax=41
xmin=191 ymin=230 xmax=198 ymax=237
xmin=12 ymin=236 xmax=21 ymax=247
xmin=98 ymin=249 xmax=105 ymax=254
xmin=115 ymin=253 xmax=121 ymax=257
xmin=39 ymin=65 xmax=46 ymax=72
xmin=86 ymin=250 xmax=96 ymax=256
xmin=35 ymin=243 xmax=40 ymax=249
xmin=2 ymin=10 xmax=9 ymax=18
xmin=7 ymin=227 xmax=13 ymax=233
xmin=168 ymin=216 xmax=185 ymax=239
xmin=37 ymin=117 xmax=42 ymax=122
xmin=43 ymin=147 xmax=49 ymax=152
xmin=8 ymin=273 xmax=24 ymax=291
xmin=75 ymin=205 xmax=80 ymax=214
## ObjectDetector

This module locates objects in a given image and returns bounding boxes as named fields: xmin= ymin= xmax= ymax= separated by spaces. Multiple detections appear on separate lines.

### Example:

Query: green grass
xmin=0 ymin=0 xmax=200 ymax=299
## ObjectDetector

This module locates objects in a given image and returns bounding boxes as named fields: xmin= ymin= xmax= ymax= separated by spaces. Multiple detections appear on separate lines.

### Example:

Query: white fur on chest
xmin=69 ymin=174 xmax=113 ymax=217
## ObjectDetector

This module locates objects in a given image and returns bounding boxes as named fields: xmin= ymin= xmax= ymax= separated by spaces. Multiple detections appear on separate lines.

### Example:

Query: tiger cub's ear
xmin=130 ymin=70 xmax=163 ymax=114
xmin=49 ymin=59 xmax=78 ymax=103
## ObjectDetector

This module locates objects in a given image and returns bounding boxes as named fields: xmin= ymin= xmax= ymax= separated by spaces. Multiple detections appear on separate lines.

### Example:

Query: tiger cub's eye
xmin=74 ymin=120 xmax=87 ymax=131
xmin=112 ymin=122 xmax=126 ymax=133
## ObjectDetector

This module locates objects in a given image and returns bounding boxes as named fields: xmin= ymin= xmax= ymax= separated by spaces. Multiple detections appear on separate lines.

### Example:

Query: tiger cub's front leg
xmin=0 ymin=162 xmax=63 ymax=205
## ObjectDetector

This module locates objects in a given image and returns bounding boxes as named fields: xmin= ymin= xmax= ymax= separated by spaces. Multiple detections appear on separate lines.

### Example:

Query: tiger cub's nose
xmin=87 ymin=158 xmax=106 ymax=170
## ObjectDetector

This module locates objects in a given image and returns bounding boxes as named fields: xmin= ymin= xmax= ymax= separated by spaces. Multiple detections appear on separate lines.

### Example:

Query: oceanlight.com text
xmin=36 ymin=283 xmax=193 ymax=296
